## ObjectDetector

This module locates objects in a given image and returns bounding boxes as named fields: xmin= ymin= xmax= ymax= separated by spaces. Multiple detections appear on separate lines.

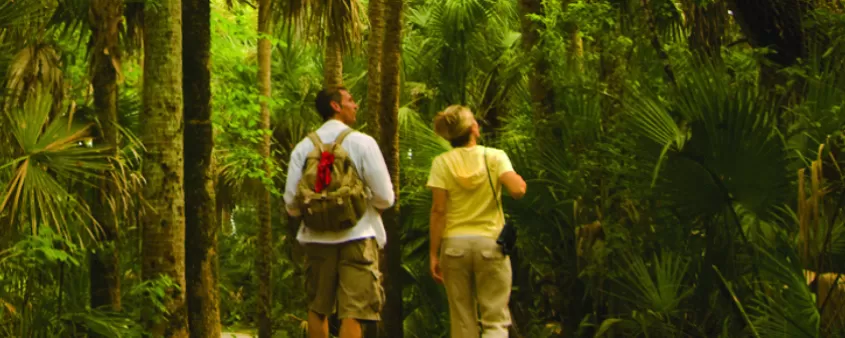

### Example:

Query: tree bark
xmin=257 ymin=0 xmax=273 ymax=336
xmin=378 ymin=1 xmax=403 ymax=337
xmin=641 ymin=0 xmax=676 ymax=86
xmin=562 ymin=0 xmax=583 ymax=73
xmin=682 ymin=0 xmax=726 ymax=63
xmin=518 ymin=0 xmax=554 ymax=124
xmin=88 ymin=0 xmax=123 ymax=321
xmin=182 ymin=0 xmax=221 ymax=336
xmin=324 ymin=34 xmax=344 ymax=90
xmin=727 ymin=0 xmax=812 ymax=68
xmin=141 ymin=0 xmax=189 ymax=336
xmin=366 ymin=0 xmax=385 ymax=137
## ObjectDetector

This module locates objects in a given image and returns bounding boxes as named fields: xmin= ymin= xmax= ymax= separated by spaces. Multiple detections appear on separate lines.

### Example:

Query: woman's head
xmin=433 ymin=105 xmax=480 ymax=147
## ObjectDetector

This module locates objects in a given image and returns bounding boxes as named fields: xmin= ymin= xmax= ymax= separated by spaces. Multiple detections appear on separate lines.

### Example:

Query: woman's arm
xmin=499 ymin=171 xmax=527 ymax=200
xmin=429 ymin=187 xmax=448 ymax=283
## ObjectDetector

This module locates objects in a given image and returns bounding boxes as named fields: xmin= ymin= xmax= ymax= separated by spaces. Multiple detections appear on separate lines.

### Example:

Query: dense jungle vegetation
xmin=3 ymin=0 xmax=845 ymax=337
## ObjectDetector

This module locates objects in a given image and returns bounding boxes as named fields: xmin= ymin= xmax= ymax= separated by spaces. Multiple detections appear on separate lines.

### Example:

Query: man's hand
xmin=430 ymin=255 xmax=444 ymax=284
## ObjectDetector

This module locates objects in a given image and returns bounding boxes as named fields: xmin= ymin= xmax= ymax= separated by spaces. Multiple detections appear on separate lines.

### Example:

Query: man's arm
xmin=284 ymin=142 xmax=306 ymax=216
xmin=361 ymin=136 xmax=395 ymax=211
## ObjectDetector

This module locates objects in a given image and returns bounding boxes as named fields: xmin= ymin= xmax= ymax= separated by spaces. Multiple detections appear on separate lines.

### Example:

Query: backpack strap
xmin=307 ymin=132 xmax=325 ymax=151
xmin=333 ymin=128 xmax=355 ymax=149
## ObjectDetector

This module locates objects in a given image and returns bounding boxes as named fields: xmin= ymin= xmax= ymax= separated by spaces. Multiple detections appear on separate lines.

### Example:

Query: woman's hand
xmin=430 ymin=255 xmax=444 ymax=284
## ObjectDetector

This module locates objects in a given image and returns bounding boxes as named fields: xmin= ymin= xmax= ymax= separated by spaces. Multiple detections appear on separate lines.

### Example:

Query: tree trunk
xmin=518 ymin=0 xmax=554 ymax=124
xmin=324 ymin=34 xmax=344 ymax=90
xmin=257 ymin=0 xmax=273 ymax=336
xmin=562 ymin=0 xmax=583 ymax=73
xmin=182 ymin=0 xmax=221 ymax=336
xmin=88 ymin=0 xmax=123 ymax=321
xmin=682 ymin=0 xmax=726 ymax=63
xmin=141 ymin=0 xmax=188 ymax=336
xmin=378 ymin=1 xmax=403 ymax=337
xmin=727 ymin=0 xmax=812 ymax=68
xmin=641 ymin=0 xmax=676 ymax=86
xmin=366 ymin=0 xmax=385 ymax=137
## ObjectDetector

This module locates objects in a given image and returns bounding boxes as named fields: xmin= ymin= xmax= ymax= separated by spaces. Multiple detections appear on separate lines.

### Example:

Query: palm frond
xmin=748 ymin=241 xmax=821 ymax=337
xmin=614 ymin=250 xmax=693 ymax=314
xmin=276 ymin=0 xmax=364 ymax=53
xmin=628 ymin=63 xmax=792 ymax=221
xmin=0 ymin=0 xmax=56 ymax=30
xmin=4 ymin=43 xmax=65 ymax=112
xmin=0 ymin=90 xmax=111 ymax=244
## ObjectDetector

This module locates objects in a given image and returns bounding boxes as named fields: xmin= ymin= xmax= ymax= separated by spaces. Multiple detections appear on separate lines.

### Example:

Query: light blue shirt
xmin=283 ymin=120 xmax=395 ymax=248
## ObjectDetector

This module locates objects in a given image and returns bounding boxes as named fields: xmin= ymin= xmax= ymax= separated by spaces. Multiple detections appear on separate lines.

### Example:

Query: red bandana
xmin=315 ymin=151 xmax=335 ymax=193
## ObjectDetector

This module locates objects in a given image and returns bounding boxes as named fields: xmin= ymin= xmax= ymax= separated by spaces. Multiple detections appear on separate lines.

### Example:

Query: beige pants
xmin=441 ymin=236 xmax=512 ymax=338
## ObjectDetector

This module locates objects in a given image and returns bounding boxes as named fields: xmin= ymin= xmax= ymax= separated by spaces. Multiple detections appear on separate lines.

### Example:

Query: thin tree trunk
xmin=141 ymin=0 xmax=188 ymax=336
xmin=682 ymin=0 xmax=726 ymax=63
xmin=366 ymin=0 xmax=385 ymax=137
xmin=562 ymin=0 xmax=582 ymax=73
xmin=324 ymin=34 xmax=344 ymax=89
xmin=641 ymin=0 xmax=676 ymax=86
xmin=518 ymin=0 xmax=554 ymax=124
xmin=365 ymin=4 xmax=387 ymax=335
xmin=88 ymin=0 xmax=123 ymax=321
xmin=257 ymin=0 xmax=273 ymax=336
xmin=182 ymin=0 xmax=221 ymax=336
xmin=727 ymin=0 xmax=812 ymax=68
xmin=378 ymin=1 xmax=403 ymax=337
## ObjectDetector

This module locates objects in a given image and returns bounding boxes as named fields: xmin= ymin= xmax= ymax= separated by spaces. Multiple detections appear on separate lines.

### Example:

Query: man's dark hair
xmin=315 ymin=86 xmax=347 ymax=121
xmin=449 ymin=131 xmax=472 ymax=148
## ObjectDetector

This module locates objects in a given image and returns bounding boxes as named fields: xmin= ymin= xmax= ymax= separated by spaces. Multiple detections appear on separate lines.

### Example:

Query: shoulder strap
xmin=307 ymin=132 xmax=325 ymax=151
xmin=333 ymin=128 xmax=355 ymax=148
xmin=484 ymin=147 xmax=503 ymax=217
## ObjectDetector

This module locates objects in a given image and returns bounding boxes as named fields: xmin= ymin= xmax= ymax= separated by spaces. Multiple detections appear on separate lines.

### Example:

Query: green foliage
xmin=4 ymin=0 xmax=845 ymax=337
xmin=0 ymin=90 xmax=111 ymax=244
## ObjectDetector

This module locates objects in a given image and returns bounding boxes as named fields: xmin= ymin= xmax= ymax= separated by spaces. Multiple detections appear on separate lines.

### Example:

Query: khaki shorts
xmin=304 ymin=237 xmax=384 ymax=321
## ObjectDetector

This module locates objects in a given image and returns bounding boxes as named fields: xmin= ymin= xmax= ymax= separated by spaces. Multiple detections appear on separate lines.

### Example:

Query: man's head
xmin=315 ymin=87 xmax=358 ymax=125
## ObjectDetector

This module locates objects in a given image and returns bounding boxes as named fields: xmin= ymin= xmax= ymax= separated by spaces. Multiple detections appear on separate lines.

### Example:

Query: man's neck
xmin=328 ymin=117 xmax=348 ymax=126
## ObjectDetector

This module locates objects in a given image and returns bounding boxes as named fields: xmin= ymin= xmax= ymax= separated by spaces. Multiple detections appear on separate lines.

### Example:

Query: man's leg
xmin=309 ymin=311 xmax=329 ymax=338
xmin=337 ymin=238 xmax=383 ymax=338
xmin=339 ymin=318 xmax=362 ymax=338
xmin=304 ymin=243 xmax=340 ymax=338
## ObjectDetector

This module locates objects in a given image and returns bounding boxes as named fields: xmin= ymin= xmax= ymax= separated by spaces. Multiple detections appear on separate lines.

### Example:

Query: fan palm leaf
xmin=276 ymin=0 xmax=363 ymax=52
xmin=4 ymin=43 xmax=65 ymax=112
xmin=748 ymin=240 xmax=821 ymax=337
xmin=628 ymin=63 xmax=792 ymax=222
xmin=0 ymin=91 xmax=111 ymax=244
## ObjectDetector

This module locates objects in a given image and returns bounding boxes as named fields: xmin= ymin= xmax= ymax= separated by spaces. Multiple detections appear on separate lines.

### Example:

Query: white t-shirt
xmin=283 ymin=120 xmax=395 ymax=248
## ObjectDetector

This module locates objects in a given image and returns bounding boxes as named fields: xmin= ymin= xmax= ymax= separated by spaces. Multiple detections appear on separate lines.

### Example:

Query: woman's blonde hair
xmin=433 ymin=105 xmax=474 ymax=142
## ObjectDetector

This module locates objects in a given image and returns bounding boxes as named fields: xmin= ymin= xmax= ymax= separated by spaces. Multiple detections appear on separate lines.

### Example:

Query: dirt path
xmin=221 ymin=332 xmax=254 ymax=338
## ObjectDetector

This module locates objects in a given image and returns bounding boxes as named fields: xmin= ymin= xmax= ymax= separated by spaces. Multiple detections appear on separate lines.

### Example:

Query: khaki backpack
xmin=295 ymin=129 xmax=369 ymax=232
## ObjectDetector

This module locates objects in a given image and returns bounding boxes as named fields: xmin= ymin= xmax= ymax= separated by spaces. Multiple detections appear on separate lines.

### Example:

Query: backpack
xmin=295 ymin=129 xmax=369 ymax=232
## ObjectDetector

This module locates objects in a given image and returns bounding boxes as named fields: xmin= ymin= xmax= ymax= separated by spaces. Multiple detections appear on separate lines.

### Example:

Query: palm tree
xmin=87 ymin=0 xmax=124 ymax=320
xmin=278 ymin=0 xmax=362 ymax=88
xmin=366 ymin=0 xmax=385 ymax=136
xmin=378 ymin=0 xmax=403 ymax=336
xmin=140 ymin=0 xmax=189 ymax=335
xmin=256 ymin=0 xmax=274 ymax=336
xmin=518 ymin=0 xmax=554 ymax=124
xmin=183 ymin=0 xmax=221 ymax=336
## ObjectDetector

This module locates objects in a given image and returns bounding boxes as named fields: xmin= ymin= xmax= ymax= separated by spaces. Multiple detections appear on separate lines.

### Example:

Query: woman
xmin=426 ymin=105 xmax=527 ymax=337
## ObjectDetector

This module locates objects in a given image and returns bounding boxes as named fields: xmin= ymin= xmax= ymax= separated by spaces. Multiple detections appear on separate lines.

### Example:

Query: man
xmin=284 ymin=87 xmax=395 ymax=338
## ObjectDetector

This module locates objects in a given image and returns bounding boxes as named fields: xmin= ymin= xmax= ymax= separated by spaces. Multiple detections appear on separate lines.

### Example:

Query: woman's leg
xmin=441 ymin=238 xmax=479 ymax=338
xmin=474 ymin=238 xmax=512 ymax=338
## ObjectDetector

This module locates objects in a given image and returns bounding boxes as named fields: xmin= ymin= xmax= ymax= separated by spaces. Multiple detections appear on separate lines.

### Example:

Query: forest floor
xmin=222 ymin=330 xmax=254 ymax=338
